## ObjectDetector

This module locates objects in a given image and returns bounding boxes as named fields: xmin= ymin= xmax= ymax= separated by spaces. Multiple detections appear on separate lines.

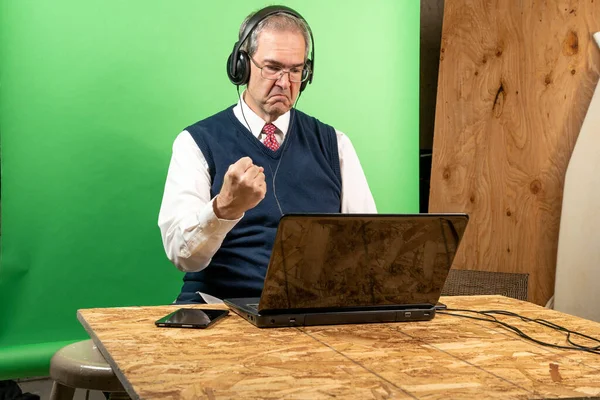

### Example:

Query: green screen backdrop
xmin=0 ymin=0 xmax=419 ymax=379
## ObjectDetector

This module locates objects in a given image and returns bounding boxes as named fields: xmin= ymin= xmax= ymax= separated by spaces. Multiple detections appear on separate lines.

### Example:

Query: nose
xmin=275 ymin=71 xmax=291 ymax=89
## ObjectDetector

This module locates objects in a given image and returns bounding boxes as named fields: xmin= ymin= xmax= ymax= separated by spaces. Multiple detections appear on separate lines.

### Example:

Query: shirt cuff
xmin=202 ymin=197 xmax=243 ymax=235
xmin=178 ymin=198 xmax=243 ymax=259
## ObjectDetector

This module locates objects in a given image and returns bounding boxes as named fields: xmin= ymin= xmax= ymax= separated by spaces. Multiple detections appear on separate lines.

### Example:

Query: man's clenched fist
xmin=214 ymin=157 xmax=267 ymax=219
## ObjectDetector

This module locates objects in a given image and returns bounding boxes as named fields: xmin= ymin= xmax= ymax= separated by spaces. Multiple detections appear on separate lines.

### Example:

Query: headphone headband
xmin=227 ymin=5 xmax=315 ymax=91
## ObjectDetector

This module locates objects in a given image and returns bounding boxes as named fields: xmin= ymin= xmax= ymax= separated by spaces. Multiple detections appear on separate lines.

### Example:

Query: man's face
xmin=245 ymin=29 xmax=306 ymax=123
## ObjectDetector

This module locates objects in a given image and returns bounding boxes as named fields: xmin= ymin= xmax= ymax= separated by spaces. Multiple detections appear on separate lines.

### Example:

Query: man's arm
xmin=158 ymin=131 xmax=266 ymax=273
xmin=336 ymin=130 xmax=378 ymax=213
xmin=158 ymin=131 xmax=240 ymax=273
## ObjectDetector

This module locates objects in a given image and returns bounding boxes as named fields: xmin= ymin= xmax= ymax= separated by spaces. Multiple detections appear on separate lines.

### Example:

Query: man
xmin=158 ymin=5 xmax=376 ymax=304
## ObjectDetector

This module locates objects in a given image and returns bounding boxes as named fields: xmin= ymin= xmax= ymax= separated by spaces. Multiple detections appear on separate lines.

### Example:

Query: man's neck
xmin=235 ymin=92 xmax=291 ymax=139
xmin=243 ymin=92 xmax=282 ymax=123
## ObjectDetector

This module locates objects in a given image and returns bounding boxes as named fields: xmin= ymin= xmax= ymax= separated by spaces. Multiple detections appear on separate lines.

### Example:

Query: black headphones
xmin=226 ymin=5 xmax=315 ymax=92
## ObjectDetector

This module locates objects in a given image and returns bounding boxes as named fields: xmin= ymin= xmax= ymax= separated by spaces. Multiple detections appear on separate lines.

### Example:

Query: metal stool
xmin=49 ymin=339 xmax=130 ymax=400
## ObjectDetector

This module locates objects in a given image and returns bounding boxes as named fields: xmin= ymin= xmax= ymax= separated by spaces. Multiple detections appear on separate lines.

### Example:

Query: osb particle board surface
xmin=77 ymin=296 xmax=600 ymax=399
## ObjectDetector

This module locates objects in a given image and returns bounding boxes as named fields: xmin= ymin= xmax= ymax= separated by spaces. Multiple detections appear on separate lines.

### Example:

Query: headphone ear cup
xmin=300 ymin=59 xmax=313 ymax=92
xmin=227 ymin=50 xmax=251 ymax=86
xmin=236 ymin=50 xmax=251 ymax=85
xmin=226 ymin=51 xmax=238 ymax=84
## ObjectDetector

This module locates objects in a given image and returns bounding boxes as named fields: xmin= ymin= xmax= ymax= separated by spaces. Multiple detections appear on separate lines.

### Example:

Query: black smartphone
xmin=155 ymin=308 xmax=229 ymax=329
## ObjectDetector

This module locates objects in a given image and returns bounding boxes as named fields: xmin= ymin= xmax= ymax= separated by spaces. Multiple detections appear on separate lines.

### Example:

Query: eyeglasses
xmin=250 ymin=57 xmax=310 ymax=83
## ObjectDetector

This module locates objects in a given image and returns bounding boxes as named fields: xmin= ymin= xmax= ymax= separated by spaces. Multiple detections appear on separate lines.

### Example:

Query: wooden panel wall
xmin=429 ymin=0 xmax=600 ymax=305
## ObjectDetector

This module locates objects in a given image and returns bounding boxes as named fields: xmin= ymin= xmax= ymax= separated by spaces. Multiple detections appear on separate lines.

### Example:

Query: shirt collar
xmin=233 ymin=91 xmax=290 ymax=138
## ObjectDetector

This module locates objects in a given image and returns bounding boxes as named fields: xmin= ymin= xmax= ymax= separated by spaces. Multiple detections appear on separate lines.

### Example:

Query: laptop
xmin=224 ymin=213 xmax=469 ymax=328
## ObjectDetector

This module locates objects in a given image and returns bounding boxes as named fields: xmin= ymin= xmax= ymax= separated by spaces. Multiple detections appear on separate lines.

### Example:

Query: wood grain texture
xmin=78 ymin=296 xmax=600 ymax=400
xmin=429 ymin=0 xmax=600 ymax=305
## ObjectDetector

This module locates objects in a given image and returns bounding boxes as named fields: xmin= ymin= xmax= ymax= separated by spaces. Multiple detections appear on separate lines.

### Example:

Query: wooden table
xmin=77 ymin=295 xmax=600 ymax=399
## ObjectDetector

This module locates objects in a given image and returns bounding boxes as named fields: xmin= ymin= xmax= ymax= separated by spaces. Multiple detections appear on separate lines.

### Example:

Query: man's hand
xmin=214 ymin=157 xmax=267 ymax=220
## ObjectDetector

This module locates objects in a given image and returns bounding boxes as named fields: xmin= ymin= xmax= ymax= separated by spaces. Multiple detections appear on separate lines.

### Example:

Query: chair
xmin=49 ymin=339 xmax=130 ymax=400
xmin=441 ymin=269 xmax=529 ymax=300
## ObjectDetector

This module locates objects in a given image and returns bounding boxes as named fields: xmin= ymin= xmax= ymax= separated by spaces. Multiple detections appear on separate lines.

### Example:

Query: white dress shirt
xmin=158 ymin=95 xmax=377 ymax=301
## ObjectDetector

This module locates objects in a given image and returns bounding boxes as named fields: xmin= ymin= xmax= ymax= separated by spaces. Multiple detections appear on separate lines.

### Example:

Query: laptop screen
xmin=259 ymin=214 xmax=469 ymax=311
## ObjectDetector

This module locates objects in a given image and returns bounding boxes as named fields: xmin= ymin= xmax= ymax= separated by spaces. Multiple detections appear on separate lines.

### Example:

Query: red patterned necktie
xmin=262 ymin=123 xmax=280 ymax=151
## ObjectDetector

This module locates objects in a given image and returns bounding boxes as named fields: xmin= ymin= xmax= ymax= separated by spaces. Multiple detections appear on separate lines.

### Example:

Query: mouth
xmin=269 ymin=94 xmax=289 ymax=101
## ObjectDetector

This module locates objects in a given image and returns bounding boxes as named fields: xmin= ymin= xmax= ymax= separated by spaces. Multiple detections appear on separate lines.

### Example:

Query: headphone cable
xmin=269 ymin=92 xmax=300 ymax=217
xmin=236 ymin=86 xmax=301 ymax=217
xmin=438 ymin=308 xmax=600 ymax=354
xmin=237 ymin=86 xmax=252 ymax=136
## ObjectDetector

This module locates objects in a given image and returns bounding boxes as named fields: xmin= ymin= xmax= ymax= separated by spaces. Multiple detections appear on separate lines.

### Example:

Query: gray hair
xmin=239 ymin=11 xmax=310 ymax=60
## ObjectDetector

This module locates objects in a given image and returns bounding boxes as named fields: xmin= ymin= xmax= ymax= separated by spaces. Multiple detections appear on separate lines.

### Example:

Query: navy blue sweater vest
xmin=177 ymin=106 xmax=342 ymax=302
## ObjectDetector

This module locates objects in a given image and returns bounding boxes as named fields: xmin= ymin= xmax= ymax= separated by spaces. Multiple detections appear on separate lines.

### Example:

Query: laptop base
xmin=224 ymin=298 xmax=436 ymax=328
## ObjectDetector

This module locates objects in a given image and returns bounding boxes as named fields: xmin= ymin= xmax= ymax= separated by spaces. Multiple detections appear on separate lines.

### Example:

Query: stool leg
xmin=49 ymin=382 xmax=75 ymax=400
